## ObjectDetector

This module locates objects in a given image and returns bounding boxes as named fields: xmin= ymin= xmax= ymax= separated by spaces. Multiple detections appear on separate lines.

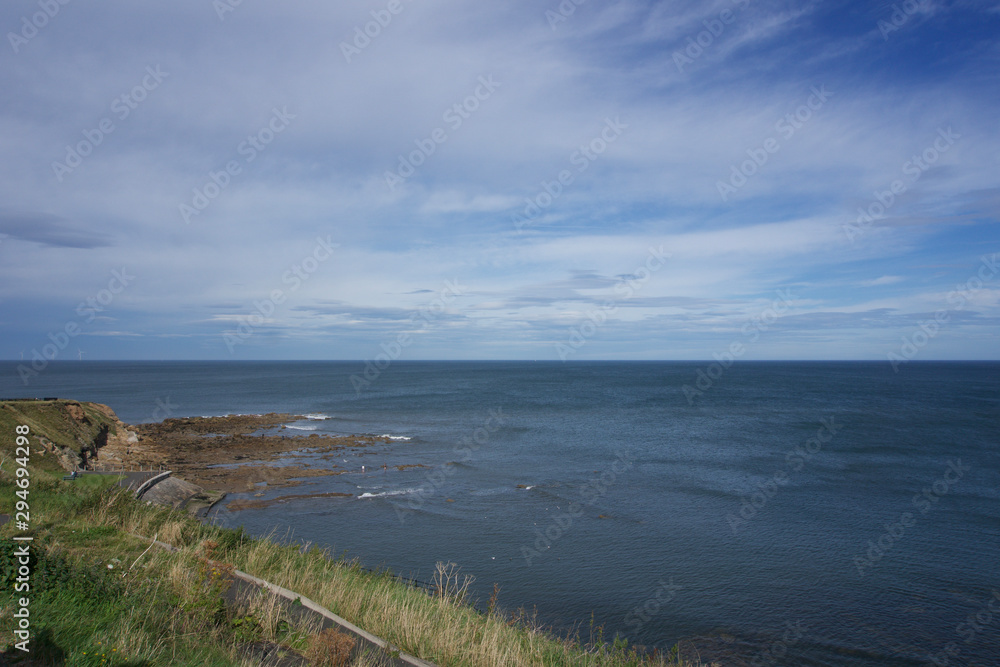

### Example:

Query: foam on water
xmin=357 ymin=488 xmax=418 ymax=499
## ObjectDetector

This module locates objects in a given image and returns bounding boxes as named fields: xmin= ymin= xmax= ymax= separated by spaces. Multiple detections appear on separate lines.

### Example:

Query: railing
xmin=88 ymin=462 xmax=167 ymax=473
xmin=356 ymin=564 xmax=436 ymax=595
xmin=0 ymin=397 xmax=60 ymax=401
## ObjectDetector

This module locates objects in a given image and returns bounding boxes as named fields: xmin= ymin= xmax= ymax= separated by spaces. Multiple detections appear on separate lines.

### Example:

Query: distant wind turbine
xmin=78 ymin=349 xmax=85 ymax=361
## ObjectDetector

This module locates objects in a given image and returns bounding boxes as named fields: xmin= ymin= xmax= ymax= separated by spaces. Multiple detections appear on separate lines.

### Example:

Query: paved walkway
xmin=78 ymin=470 xmax=226 ymax=518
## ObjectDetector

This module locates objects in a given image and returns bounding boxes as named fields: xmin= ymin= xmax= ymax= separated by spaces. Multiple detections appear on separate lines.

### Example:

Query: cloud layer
xmin=1 ymin=0 xmax=998 ymax=361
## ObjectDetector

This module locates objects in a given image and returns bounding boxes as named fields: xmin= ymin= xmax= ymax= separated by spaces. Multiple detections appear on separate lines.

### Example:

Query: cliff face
xmin=0 ymin=399 xmax=138 ymax=472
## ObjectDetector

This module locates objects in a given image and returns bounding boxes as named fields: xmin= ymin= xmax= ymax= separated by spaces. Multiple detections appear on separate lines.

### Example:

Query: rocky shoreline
xmin=102 ymin=412 xmax=404 ymax=495
xmin=1 ymin=399 xmax=412 ymax=513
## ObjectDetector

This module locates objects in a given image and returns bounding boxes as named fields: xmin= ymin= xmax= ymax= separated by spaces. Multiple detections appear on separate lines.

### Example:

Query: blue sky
xmin=1 ymin=0 xmax=998 ymax=362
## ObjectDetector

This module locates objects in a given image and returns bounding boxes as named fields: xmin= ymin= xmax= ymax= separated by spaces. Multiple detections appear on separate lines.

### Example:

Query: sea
xmin=2 ymin=360 xmax=998 ymax=666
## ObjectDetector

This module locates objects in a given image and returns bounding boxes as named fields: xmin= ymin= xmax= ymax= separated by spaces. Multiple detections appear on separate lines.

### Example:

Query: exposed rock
xmin=64 ymin=402 xmax=89 ymax=423
xmin=0 ymin=399 xmax=132 ymax=472
xmin=114 ymin=414 xmax=397 ymax=493
xmin=3 ymin=401 xmax=411 ymax=509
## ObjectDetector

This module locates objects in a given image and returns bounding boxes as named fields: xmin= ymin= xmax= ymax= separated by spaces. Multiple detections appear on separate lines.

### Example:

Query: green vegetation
xmin=0 ymin=400 xmax=126 ymax=474
xmin=1 ymin=401 xmax=716 ymax=666
xmin=0 ymin=400 xmax=120 ymax=456
xmin=0 ymin=474 xmax=305 ymax=665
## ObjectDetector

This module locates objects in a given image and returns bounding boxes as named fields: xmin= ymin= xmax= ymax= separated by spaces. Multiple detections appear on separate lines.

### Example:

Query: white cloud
xmin=1 ymin=0 xmax=997 ymax=359
xmin=859 ymin=275 xmax=904 ymax=286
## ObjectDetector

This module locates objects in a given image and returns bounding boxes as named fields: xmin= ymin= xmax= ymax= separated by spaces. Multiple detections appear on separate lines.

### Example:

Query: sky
xmin=1 ymin=0 xmax=999 ymax=363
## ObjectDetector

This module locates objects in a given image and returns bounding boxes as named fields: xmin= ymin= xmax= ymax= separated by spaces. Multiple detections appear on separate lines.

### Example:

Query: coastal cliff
xmin=0 ymin=398 xmax=137 ymax=473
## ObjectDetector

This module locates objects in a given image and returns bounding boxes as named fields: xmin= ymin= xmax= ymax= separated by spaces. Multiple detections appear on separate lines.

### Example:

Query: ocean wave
xmin=303 ymin=413 xmax=331 ymax=420
xmin=200 ymin=413 xmax=268 ymax=419
xmin=285 ymin=425 xmax=318 ymax=431
xmin=357 ymin=488 xmax=417 ymax=499
xmin=380 ymin=434 xmax=412 ymax=441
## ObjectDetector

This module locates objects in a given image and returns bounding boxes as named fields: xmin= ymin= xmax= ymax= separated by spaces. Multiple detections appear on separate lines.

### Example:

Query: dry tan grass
xmin=305 ymin=627 xmax=357 ymax=666
xmin=231 ymin=537 xmax=707 ymax=667
xmin=158 ymin=518 xmax=187 ymax=545
xmin=87 ymin=485 xmax=712 ymax=667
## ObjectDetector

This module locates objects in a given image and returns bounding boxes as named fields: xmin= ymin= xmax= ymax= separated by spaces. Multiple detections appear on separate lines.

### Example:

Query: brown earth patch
xmin=64 ymin=402 xmax=88 ymax=423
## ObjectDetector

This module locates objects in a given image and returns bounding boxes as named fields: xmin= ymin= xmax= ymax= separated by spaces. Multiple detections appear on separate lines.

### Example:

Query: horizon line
xmin=3 ymin=359 xmax=1000 ymax=364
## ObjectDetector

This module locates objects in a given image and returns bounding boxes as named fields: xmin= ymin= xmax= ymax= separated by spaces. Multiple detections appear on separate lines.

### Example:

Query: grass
xmin=0 ymin=536 xmax=268 ymax=665
xmin=0 ymin=400 xmax=124 ymax=475
xmin=0 ymin=469 xmax=317 ymax=665
xmin=1 ymin=455 xmax=716 ymax=666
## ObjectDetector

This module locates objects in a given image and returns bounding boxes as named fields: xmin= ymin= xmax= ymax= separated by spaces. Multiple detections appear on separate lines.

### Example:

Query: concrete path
xmin=78 ymin=470 xmax=226 ymax=517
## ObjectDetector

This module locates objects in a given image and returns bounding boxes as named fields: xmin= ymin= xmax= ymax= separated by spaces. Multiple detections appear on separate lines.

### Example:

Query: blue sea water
xmin=2 ymin=360 xmax=998 ymax=666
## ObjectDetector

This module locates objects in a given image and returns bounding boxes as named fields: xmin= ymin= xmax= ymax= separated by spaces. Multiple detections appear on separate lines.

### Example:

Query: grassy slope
xmin=0 ymin=400 xmax=124 ymax=474
xmin=0 ymin=402 xmax=715 ymax=667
